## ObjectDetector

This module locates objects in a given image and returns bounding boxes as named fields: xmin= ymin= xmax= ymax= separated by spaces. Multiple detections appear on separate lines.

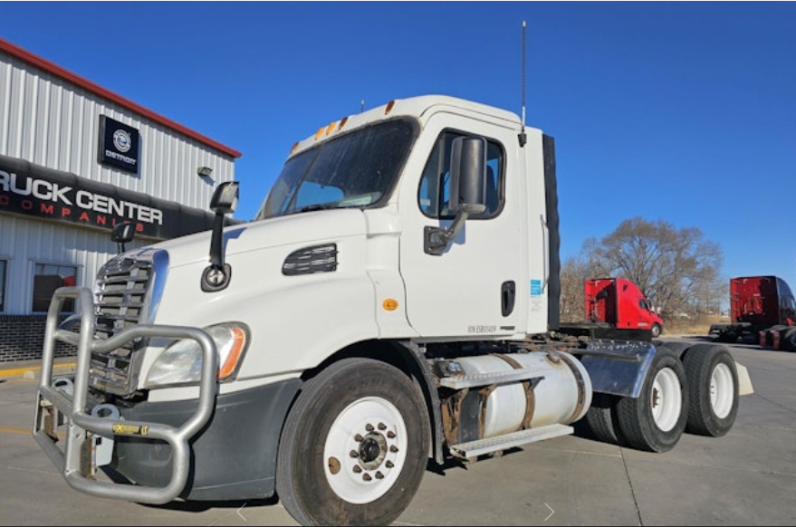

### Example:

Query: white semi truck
xmin=34 ymin=96 xmax=749 ymax=526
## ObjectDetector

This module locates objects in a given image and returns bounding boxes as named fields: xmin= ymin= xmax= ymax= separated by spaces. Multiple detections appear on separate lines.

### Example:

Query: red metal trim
xmin=0 ymin=37 xmax=241 ymax=159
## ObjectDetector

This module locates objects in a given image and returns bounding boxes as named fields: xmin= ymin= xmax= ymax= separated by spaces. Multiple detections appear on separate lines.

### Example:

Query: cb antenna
xmin=519 ymin=20 xmax=528 ymax=147
xmin=361 ymin=98 xmax=365 ymax=113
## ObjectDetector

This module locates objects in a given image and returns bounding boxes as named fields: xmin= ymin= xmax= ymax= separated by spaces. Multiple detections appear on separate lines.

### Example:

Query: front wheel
xmin=651 ymin=324 xmax=663 ymax=338
xmin=276 ymin=358 xmax=430 ymax=526
xmin=617 ymin=352 xmax=689 ymax=453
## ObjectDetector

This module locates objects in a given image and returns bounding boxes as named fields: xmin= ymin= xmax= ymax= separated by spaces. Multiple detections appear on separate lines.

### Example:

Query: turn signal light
xmin=218 ymin=326 xmax=248 ymax=380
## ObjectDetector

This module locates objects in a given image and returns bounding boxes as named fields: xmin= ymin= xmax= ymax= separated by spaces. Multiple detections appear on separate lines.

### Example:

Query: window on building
xmin=0 ymin=260 xmax=6 ymax=312
xmin=418 ymin=131 xmax=505 ymax=220
xmin=32 ymin=263 xmax=78 ymax=313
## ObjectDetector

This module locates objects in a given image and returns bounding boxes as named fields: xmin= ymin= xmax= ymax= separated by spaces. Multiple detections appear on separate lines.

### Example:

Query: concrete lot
xmin=0 ymin=337 xmax=794 ymax=526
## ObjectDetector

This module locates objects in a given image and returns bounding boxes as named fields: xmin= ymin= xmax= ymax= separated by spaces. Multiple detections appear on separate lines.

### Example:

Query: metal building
xmin=0 ymin=37 xmax=241 ymax=362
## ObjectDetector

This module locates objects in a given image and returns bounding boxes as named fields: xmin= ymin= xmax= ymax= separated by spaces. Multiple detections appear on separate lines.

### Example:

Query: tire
xmin=276 ymin=358 xmax=430 ymax=526
xmin=651 ymin=324 xmax=662 ymax=338
xmin=655 ymin=341 xmax=689 ymax=359
xmin=682 ymin=344 xmax=739 ymax=437
xmin=585 ymin=393 xmax=626 ymax=446
xmin=616 ymin=352 xmax=688 ymax=453
xmin=782 ymin=328 xmax=796 ymax=352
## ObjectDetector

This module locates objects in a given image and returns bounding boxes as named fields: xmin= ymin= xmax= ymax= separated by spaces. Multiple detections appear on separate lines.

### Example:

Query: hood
xmin=131 ymin=209 xmax=368 ymax=268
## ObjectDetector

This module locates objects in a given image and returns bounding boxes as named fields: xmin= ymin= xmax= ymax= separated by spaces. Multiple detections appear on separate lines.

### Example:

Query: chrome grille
xmin=90 ymin=257 xmax=154 ymax=395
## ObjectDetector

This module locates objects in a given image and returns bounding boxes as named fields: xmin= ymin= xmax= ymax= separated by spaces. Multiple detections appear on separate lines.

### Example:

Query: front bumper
xmin=115 ymin=378 xmax=300 ymax=500
xmin=34 ymin=287 xmax=220 ymax=504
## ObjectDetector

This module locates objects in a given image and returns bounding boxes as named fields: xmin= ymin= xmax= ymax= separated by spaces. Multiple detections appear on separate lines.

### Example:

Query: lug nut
xmin=355 ymin=434 xmax=364 ymax=442
xmin=390 ymin=446 xmax=399 ymax=453
xmin=365 ymin=424 xmax=375 ymax=432
xmin=387 ymin=431 xmax=396 ymax=439
xmin=375 ymin=472 xmax=384 ymax=480
xmin=378 ymin=423 xmax=387 ymax=431
xmin=363 ymin=473 xmax=372 ymax=482
xmin=353 ymin=466 xmax=362 ymax=474
xmin=350 ymin=450 xmax=359 ymax=459
xmin=386 ymin=461 xmax=394 ymax=469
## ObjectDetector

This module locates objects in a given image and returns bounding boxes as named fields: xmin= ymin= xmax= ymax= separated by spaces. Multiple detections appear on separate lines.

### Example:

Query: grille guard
xmin=33 ymin=286 xmax=219 ymax=504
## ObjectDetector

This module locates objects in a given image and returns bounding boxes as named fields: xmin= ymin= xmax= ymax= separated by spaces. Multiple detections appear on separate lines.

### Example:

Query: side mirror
xmin=210 ymin=182 xmax=240 ymax=215
xmin=111 ymin=222 xmax=135 ymax=253
xmin=424 ymin=136 xmax=488 ymax=256
xmin=449 ymin=136 xmax=487 ymax=215
xmin=203 ymin=181 xmax=240 ymax=292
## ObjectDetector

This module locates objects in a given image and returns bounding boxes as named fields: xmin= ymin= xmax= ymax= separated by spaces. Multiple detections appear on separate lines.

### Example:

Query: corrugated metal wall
xmin=0 ymin=52 xmax=235 ymax=203
xmin=0 ymin=50 xmax=235 ymax=315
xmin=0 ymin=214 xmax=148 ymax=314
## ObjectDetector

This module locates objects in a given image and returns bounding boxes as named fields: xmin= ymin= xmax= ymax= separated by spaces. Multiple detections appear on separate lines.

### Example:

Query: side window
xmin=32 ymin=263 xmax=78 ymax=313
xmin=639 ymin=299 xmax=649 ymax=311
xmin=418 ymin=131 xmax=504 ymax=219
xmin=0 ymin=260 xmax=6 ymax=312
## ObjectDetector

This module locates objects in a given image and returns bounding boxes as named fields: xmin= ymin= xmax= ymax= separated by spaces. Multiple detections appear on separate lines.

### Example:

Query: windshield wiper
xmin=296 ymin=203 xmax=338 ymax=214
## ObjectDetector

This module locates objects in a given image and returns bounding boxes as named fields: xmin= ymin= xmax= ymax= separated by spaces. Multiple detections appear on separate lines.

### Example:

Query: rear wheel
xmin=682 ymin=344 xmax=738 ymax=437
xmin=617 ymin=352 xmax=688 ymax=453
xmin=585 ymin=393 xmax=626 ymax=446
xmin=782 ymin=328 xmax=796 ymax=352
xmin=276 ymin=359 xmax=430 ymax=526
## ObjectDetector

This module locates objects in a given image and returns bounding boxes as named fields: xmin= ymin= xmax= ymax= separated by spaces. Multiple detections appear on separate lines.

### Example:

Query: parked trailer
xmin=33 ymin=96 xmax=752 ymax=526
xmin=710 ymin=276 xmax=796 ymax=349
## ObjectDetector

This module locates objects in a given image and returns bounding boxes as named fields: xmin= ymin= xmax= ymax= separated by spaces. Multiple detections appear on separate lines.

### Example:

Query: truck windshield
xmin=255 ymin=119 xmax=417 ymax=220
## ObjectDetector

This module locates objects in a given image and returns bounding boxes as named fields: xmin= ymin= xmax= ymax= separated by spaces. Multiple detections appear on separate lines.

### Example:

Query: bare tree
xmin=560 ymin=256 xmax=591 ymax=322
xmin=580 ymin=217 xmax=723 ymax=319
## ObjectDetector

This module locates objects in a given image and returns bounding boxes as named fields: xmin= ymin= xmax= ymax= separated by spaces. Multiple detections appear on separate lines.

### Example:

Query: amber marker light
xmin=315 ymin=127 xmax=325 ymax=141
xmin=383 ymin=299 xmax=399 ymax=311
xmin=384 ymin=100 xmax=396 ymax=115
xmin=290 ymin=141 xmax=300 ymax=155
xmin=339 ymin=117 xmax=349 ymax=130
xmin=326 ymin=121 xmax=337 ymax=136
xmin=218 ymin=326 xmax=248 ymax=380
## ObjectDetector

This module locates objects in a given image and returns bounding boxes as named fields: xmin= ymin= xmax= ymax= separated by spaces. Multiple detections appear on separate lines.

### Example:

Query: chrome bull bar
xmin=33 ymin=286 xmax=219 ymax=504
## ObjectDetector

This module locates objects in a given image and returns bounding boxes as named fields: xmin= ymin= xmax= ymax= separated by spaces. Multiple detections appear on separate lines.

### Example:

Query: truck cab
xmin=34 ymin=96 xmax=747 ymax=527
xmin=586 ymin=277 xmax=664 ymax=337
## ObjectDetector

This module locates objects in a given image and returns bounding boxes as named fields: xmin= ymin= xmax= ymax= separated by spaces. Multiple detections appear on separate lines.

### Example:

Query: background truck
xmin=710 ymin=276 xmax=796 ymax=349
xmin=585 ymin=277 xmax=664 ymax=338
xmin=34 ymin=96 xmax=750 ymax=527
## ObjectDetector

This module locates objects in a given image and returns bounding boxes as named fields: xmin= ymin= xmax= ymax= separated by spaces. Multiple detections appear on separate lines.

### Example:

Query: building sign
xmin=0 ymin=154 xmax=216 ymax=240
xmin=98 ymin=116 xmax=140 ymax=174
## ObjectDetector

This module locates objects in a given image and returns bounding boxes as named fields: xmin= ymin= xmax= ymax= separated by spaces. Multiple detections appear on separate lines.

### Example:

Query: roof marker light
xmin=326 ymin=121 xmax=337 ymax=136
xmin=290 ymin=141 xmax=300 ymax=155
xmin=339 ymin=117 xmax=349 ymax=130
xmin=315 ymin=127 xmax=325 ymax=141
xmin=385 ymin=100 xmax=396 ymax=115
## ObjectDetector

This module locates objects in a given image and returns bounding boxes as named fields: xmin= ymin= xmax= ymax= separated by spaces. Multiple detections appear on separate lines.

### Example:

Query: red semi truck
xmin=585 ymin=278 xmax=664 ymax=338
xmin=709 ymin=276 xmax=796 ymax=349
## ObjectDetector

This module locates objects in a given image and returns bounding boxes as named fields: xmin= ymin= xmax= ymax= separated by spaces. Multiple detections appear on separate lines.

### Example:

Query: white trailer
xmin=34 ymin=96 xmax=749 ymax=526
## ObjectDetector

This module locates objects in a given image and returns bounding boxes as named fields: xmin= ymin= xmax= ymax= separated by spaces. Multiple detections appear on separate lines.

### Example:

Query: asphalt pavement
xmin=0 ymin=337 xmax=794 ymax=526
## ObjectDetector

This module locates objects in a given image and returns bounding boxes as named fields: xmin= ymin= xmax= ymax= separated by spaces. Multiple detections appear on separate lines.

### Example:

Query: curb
xmin=0 ymin=362 xmax=76 ymax=380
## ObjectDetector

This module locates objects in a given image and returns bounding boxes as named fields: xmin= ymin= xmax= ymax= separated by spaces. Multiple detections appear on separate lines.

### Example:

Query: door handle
xmin=502 ymin=281 xmax=516 ymax=317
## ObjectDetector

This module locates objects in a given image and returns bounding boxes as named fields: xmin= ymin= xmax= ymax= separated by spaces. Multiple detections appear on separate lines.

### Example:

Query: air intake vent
xmin=283 ymin=244 xmax=338 ymax=276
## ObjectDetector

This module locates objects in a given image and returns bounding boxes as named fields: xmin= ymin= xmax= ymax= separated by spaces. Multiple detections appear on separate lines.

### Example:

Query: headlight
xmin=145 ymin=323 xmax=249 ymax=389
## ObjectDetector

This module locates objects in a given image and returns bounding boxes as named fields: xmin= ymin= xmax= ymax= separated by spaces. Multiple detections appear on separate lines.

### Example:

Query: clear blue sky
xmin=2 ymin=2 xmax=795 ymax=289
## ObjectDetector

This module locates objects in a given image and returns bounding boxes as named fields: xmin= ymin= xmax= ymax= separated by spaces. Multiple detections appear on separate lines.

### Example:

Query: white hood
xmin=141 ymin=208 xmax=368 ymax=269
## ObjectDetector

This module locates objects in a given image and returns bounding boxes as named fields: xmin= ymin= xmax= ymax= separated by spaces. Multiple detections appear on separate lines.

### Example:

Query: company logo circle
xmin=113 ymin=129 xmax=132 ymax=153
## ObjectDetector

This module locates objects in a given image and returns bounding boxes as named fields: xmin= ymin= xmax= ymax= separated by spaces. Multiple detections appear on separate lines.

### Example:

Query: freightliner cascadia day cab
xmin=34 ymin=96 xmax=752 ymax=526
xmin=585 ymin=278 xmax=665 ymax=338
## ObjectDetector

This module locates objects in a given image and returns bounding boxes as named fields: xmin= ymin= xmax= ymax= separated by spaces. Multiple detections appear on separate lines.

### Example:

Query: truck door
xmin=398 ymin=116 xmax=528 ymax=338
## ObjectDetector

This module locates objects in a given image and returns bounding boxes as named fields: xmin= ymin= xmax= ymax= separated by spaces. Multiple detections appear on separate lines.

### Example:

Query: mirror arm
xmin=424 ymin=211 xmax=471 ymax=256
xmin=209 ymin=212 xmax=226 ymax=269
